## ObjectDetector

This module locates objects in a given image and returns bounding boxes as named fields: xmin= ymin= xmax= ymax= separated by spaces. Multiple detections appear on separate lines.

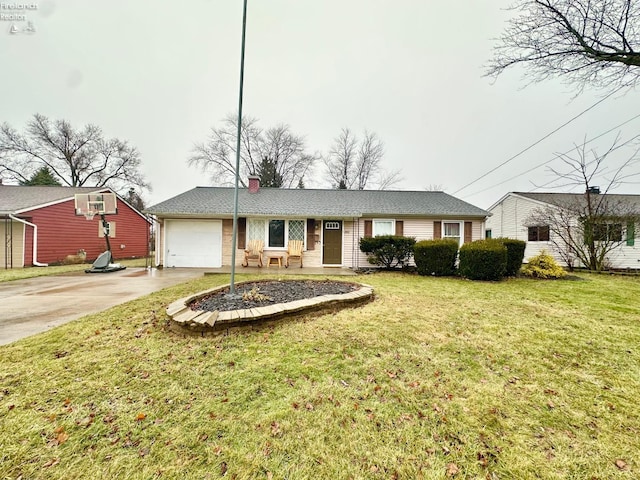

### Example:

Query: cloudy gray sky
xmin=1 ymin=0 xmax=638 ymax=209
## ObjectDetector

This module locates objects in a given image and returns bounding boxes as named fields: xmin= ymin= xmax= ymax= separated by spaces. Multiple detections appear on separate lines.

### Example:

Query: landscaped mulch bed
xmin=189 ymin=280 xmax=359 ymax=312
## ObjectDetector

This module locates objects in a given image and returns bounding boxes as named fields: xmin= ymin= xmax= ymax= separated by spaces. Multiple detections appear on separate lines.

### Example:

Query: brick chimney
xmin=248 ymin=175 xmax=260 ymax=193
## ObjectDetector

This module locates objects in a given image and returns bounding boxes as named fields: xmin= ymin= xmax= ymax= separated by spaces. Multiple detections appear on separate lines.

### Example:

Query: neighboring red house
xmin=0 ymin=185 xmax=150 ymax=268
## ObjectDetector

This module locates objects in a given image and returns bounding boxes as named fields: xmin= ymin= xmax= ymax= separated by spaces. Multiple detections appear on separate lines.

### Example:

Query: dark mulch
xmin=190 ymin=280 xmax=359 ymax=312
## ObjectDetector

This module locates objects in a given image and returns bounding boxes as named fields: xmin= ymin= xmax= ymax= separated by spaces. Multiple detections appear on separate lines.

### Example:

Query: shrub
xmin=521 ymin=251 xmax=567 ymax=279
xmin=458 ymin=239 xmax=507 ymax=281
xmin=414 ymin=239 xmax=459 ymax=276
xmin=497 ymin=238 xmax=527 ymax=276
xmin=359 ymin=235 xmax=416 ymax=269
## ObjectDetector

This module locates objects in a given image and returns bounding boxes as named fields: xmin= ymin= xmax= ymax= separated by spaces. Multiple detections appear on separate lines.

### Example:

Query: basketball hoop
xmin=84 ymin=211 xmax=96 ymax=221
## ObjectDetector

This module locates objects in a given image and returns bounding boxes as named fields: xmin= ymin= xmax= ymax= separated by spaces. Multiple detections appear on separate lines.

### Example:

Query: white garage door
xmin=165 ymin=220 xmax=222 ymax=268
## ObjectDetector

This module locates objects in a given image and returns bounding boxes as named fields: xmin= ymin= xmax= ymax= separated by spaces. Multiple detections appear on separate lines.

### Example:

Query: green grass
xmin=0 ymin=258 xmax=153 ymax=283
xmin=1 ymin=273 xmax=639 ymax=479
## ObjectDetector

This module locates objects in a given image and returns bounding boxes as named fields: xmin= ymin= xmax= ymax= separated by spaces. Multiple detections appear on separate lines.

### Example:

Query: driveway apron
xmin=0 ymin=268 xmax=206 ymax=346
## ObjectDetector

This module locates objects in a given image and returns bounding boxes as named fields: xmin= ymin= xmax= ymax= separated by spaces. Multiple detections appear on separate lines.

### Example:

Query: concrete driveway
xmin=0 ymin=268 xmax=207 ymax=346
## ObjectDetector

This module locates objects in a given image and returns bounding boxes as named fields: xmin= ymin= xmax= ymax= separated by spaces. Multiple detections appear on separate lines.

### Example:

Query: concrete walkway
xmin=0 ymin=268 xmax=206 ymax=346
xmin=0 ymin=266 xmax=357 ymax=346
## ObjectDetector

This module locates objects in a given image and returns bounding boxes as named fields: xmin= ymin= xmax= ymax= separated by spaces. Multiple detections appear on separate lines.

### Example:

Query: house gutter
xmin=9 ymin=215 xmax=48 ymax=267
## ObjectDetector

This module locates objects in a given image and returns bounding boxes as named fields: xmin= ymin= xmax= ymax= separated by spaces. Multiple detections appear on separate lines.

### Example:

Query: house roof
xmin=513 ymin=192 xmax=640 ymax=212
xmin=0 ymin=186 xmax=153 ymax=222
xmin=146 ymin=187 xmax=490 ymax=218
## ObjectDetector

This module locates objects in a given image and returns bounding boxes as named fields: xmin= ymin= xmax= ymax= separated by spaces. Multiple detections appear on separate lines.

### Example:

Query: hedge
xmin=359 ymin=235 xmax=416 ymax=269
xmin=414 ymin=239 xmax=459 ymax=276
xmin=458 ymin=239 xmax=507 ymax=281
xmin=497 ymin=238 xmax=527 ymax=276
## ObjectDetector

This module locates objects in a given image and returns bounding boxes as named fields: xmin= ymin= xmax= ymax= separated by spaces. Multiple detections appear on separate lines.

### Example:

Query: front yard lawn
xmin=1 ymin=273 xmax=639 ymax=479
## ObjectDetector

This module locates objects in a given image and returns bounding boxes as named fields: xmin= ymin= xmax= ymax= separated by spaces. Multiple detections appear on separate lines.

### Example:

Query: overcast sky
xmin=1 ymin=0 xmax=638 ymax=210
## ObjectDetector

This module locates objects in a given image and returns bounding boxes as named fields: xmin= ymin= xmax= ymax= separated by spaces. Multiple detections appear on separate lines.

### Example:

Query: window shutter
xmin=237 ymin=217 xmax=246 ymax=249
xmin=395 ymin=220 xmax=404 ymax=236
xmin=464 ymin=222 xmax=472 ymax=244
xmin=627 ymin=221 xmax=636 ymax=246
xmin=364 ymin=220 xmax=372 ymax=238
xmin=433 ymin=221 xmax=441 ymax=239
xmin=306 ymin=219 xmax=315 ymax=250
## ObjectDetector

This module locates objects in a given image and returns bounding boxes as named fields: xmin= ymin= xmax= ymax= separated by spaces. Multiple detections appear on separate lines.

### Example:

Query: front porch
xmin=200 ymin=265 xmax=357 ymax=276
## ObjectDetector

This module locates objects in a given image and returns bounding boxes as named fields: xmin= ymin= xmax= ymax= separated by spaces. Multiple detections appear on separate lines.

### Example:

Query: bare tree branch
xmin=487 ymin=0 xmax=640 ymax=91
xmin=527 ymin=137 xmax=640 ymax=270
xmin=0 ymin=114 xmax=149 ymax=195
xmin=324 ymin=128 xmax=401 ymax=190
xmin=188 ymin=114 xmax=314 ymax=188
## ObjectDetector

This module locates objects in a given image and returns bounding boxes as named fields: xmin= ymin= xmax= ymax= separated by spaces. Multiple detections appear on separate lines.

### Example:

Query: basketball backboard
xmin=75 ymin=192 xmax=117 ymax=219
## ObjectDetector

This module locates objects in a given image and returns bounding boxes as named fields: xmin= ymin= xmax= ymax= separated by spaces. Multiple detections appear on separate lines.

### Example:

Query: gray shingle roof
xmin=146 ymin=187 xmax=490 ymax=218
xmin=515 ymin=192 xmax=640 ymax=212
xmin=0 ymin=185 xmax=112 ymax=215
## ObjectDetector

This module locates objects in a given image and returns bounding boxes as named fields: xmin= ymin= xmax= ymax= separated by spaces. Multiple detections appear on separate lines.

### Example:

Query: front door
xmin=322 ymin=220 xmax=342 ymax=265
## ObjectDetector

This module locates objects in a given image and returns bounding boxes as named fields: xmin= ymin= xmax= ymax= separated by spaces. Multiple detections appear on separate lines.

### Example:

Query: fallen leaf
xmin=213 ymin=445 xmax=223 ymax=456
xmin=446 ymin=462 xmax=459 ymax=477
xmin=270 ymin=422 xmax=281 ymax=436
xmin=139 ymin=447 xmax=150 ymax=457
xmin=615 ymin=459 xmax=627 ymax=470
xmin=56 ymin=431 xmax=69 ymax=445
xmin=8 ymin=404 xmax=15 ymax=411
xmin=305 ymin=403 xmax=314 ymax=411
xmin=292 ymin=402 xmax=300 ymax=409
xmin=220 ymin=462 xmax=228 ymax=475
xmin=136 ymin=413 xmax=146 ymax=422
xmin=43 ymin=458 xmax=59 ymax=468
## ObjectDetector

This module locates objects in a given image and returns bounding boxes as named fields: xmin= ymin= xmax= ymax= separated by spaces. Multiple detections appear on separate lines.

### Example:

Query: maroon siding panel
xmin=25 ymin=198 xmax=149 ymax=264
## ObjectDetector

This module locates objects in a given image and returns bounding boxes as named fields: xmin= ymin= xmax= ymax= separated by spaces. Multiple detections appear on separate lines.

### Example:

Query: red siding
xmin=24 ymin=198 xmax=149 ymax=265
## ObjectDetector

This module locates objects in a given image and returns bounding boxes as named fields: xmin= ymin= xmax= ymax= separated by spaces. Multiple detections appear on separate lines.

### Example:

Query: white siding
xmin=486 ymin=194 xmax=554 ymax=263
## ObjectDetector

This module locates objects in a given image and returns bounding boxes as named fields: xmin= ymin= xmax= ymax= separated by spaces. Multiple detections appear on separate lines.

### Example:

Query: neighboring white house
xmin=486 ymin=192 xmax=640 ymax=269
xmin=145 ymin=177 xmax=490 ymax=269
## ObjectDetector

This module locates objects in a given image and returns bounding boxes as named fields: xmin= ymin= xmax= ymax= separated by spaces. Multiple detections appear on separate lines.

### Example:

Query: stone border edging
xmin=166 ymin=280 xmax=374 ymax=335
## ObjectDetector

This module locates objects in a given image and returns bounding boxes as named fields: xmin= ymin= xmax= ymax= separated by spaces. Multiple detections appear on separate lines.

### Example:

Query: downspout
xmin=9 ymin=215 xmax=48 ymax=267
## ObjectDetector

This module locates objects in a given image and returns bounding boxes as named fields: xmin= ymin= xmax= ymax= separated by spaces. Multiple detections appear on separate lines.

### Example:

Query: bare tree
xmin=487 ymin=0 xmax=640 ymax=91
xmin=188 ymin=114 xmax=315 ymax=188
xmin=526 ymin=138 xmax=640 ymax=270
xmin=0 ymin=114 xmax=149 ymax=194
xmin=324 ymin=128 xmax=401 ymax=190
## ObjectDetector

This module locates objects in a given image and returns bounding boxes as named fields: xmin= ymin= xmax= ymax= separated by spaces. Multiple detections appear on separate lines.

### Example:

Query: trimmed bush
xmin=497 ymin=238 xmax=527 ymax=276
xmin=414 ymin=239 xmax=459 ymax=276
xmin=521 ymin=251 xmax=567 ymax=279
xmin=359 ymin=235 xmax=416 ymax=269
xmin=458 ymin=239 xmax=507 ymax=281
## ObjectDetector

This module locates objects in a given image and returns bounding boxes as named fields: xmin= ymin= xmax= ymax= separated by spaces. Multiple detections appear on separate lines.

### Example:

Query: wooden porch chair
xmin=242 ymin=239 xmax=264 ymax=267
xmin=285 ymin=239 xmax=304 ymax=268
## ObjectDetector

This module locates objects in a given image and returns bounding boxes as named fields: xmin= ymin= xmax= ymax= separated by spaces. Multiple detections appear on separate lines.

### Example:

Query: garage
xmin=164 ymin=220 xmax=222 ymax=268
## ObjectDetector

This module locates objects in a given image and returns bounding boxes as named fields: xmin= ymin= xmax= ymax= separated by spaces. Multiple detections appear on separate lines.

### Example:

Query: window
xmin=247 ymin=218 xmax=305 ymax=248
xmin=485 ymin=229 xmax=492 ymax=239
xmin=443 ymin=222 xmax=461 ymax=245
xmin=528 ymin=226 xmax=549 ymax=242
xmin=592 ymin=222 xmax=622 ymax=242
xmin=288 ymin=220 xmax=305 ymax=241
xmin=248 ymin=219 xmax=265 ymax=242
xmin=373 ymin=219 xmax=394 ymax=236
xmin=269 ymin=220 xmax=285 ymax=247
xmin=627 ymin=221 xmax=636 ymax=247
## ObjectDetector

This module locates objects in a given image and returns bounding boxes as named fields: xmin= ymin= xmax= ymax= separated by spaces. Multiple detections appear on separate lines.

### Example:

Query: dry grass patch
xmin=1 ymin=273 xmax=639 ymax=479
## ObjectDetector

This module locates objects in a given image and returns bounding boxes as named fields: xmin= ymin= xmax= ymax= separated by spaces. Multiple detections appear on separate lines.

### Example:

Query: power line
xmin=463 ymin=112 xmax=640 ymax=198
xmin=452 ymin=85 xmax=625 ymax=196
